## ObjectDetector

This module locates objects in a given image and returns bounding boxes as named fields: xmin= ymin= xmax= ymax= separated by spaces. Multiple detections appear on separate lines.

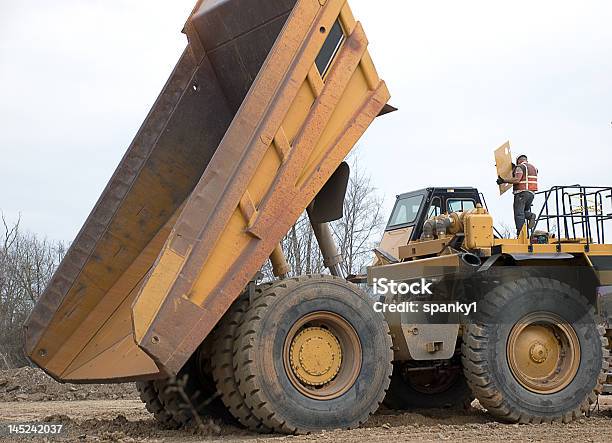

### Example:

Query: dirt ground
xmin=0 ymin=368 xmax=138 ymax=402
xmin=0 ymin=368 xmax=610 ymax=442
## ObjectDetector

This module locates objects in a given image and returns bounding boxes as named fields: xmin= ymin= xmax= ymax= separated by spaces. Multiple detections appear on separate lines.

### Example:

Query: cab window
xmin=388 ymin=195 xmax=424 ymax=228
xmin=447 ymin=199 xmax=475 ymax=213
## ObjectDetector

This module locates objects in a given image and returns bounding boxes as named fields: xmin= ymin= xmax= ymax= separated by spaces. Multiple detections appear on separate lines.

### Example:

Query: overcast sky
xmin=1 ymin=0 xmax=611 ymax=242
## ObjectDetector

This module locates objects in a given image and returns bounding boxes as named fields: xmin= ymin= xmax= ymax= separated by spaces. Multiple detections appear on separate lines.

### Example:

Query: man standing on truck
xmin=497 ymin=154 xmax=538 ymax=235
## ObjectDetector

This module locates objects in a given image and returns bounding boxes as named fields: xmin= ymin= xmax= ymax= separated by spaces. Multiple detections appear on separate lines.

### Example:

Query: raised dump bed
xmin=25 ymin=0 xmax=390 ymax=382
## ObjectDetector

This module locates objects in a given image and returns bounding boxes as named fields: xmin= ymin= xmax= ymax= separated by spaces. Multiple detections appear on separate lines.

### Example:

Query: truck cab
xmin=378 ymin=187 xmax=483 ymax=261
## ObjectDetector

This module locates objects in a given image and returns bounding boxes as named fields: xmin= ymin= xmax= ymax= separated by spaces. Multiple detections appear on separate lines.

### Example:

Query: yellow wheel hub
xmin=529 ymin=341 xmax=549 ymax=364
xmin=507 ymin=312 xmax=580 ymax=394
xmin=289 ymin=327 xmax=342 ymax=386
xmin=283 ymin=311 xmax=361 ymax=400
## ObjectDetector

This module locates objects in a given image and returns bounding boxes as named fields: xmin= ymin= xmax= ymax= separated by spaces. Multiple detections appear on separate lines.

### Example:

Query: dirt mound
xmin=0 ymin=367 xmax=138 ymax=402
xmin=366 ymin=404 xmax=489 ymax=428
xmin=0 ymin=367 xmax=610 ymax=441
xmin=1 ymin=399 xmax=611 ymax=443
xmin=74 ymin=413 xmax=231 ymax=441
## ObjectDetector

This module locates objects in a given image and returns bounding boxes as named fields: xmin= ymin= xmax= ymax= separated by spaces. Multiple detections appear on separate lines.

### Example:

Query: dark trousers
xmin=514 ymin=191 xmax=534 ymax=235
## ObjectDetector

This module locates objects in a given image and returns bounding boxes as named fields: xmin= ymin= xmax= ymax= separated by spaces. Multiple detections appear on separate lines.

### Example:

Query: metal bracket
xmin=478 ymin=253 xmax=501 ymax=272
xmin=426 ymin=341 xmax=443 ymax=353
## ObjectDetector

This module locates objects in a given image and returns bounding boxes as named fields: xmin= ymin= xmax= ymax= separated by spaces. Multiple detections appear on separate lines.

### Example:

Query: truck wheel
xmin=135 ymin=381 xmax=180 ymax=429
xmin=462 ymin=277 xmax=609 ymax=423
xmin=211 ymin=286 xmax=271 ymax=432
xmin=604 ymin=329 xmax=612 ymax=394
xmin=384 ymin=360 xmax=472 ymax=410
xmin=233 ymin=275 xmax=393 ymax=434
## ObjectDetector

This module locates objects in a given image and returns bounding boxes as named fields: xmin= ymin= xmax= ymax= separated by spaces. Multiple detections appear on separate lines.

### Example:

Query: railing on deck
xmin=533 ymin=185 xmax=612 ymax=246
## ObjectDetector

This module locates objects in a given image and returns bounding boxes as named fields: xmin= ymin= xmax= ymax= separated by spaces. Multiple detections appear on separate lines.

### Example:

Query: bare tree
xmin=0 ymin=212 xmax=65 ymax=369
xmin=262 ymin=213 xmax=325 ymax=280
xmin=331 ymin=155 xmax=384 ymax=276
xmin=496 ymin=222 xmax=514 ymax=239
xmin=262 ymin=154 xmax=383 ymax=279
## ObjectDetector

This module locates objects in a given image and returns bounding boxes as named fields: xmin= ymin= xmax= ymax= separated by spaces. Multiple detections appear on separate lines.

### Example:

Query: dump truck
xmin=370 ymin=185 xmax=612 ymax=420
xmin=25 ymin=0 xmax=395 ymax=433
xmin=24 ymin=0 xmax=612 ymax=434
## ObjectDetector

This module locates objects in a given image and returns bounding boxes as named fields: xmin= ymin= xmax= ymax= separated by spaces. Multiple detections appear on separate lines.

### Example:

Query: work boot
xmin=527 ymin=214 xmax=536 ymax=230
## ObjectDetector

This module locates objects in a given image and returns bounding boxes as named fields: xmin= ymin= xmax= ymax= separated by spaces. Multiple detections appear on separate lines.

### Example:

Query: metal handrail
xmin=533 ymin=185 xmax=612 ymax=245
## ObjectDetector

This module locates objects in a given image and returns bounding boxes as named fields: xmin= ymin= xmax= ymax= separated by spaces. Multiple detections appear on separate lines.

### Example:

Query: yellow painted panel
xmin=132 ymin=247 xmax=186 ymax=340
xmin=189 ymin=210 xmax=253 ymax=304
xmin=498 ymin=243 xmax=612 ymax=254
xmin=247 ymin=142 xmax=283 ymax=206
xmin=298 ymin=67 xmax=370 ymax=188
xmin=43 ymin=215 xmax=174 ymax=377
xmin=62 ymin=281 xmax=144 ymax=377
xmin=63 ymin=335 xmax=159 ymax=382
xmin=380 ymin=227 xmax=414 ymax=260
xmin=282 ymin=79 xmax=317 ymax=144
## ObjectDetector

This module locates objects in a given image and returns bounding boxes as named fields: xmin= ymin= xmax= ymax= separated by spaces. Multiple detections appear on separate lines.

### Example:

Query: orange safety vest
xmin=513 ymin=162 xmax=538 ymax=193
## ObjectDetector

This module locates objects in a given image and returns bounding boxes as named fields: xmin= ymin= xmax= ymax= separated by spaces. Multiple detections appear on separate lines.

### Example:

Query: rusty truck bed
xmin=24 ymin=0 xmax=390 ymax=382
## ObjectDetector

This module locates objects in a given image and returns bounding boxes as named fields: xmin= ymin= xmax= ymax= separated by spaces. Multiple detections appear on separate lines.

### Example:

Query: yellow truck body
xmin=24 ymin=0 xmax=390 ymax=382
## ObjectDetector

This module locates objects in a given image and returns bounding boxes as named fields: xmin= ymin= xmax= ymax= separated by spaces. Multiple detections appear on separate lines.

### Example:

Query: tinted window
xmin=448 ymin=199 xmax=476 ymax=213
xmin=315 ymin=20 xmax=345 ymax=76
xmin=388 ymin=195 xmax=424 ymax=228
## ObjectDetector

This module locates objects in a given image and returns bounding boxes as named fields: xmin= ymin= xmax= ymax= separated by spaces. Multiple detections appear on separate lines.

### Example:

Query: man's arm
xmin=498 ymin=165 xmax=523 ymax=184
xmin=503 ymin=175 xmax=521 ymax=185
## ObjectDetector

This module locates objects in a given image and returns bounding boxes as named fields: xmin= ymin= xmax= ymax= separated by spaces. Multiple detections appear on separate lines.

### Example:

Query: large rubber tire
xmin=135 ymin=381 xmax=180 ymax=429
xmin=233 ymin=275 xmax=393 ymax=434
xmin=210 ymin=286 xmax=271 ymax=432
xmin=462 ymin=277 xmax=609 ymax=423
xmin=384 ymin=360 xmax=472 ymax=410
xmin=604 ymin=329 xmax=612 ymax=394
